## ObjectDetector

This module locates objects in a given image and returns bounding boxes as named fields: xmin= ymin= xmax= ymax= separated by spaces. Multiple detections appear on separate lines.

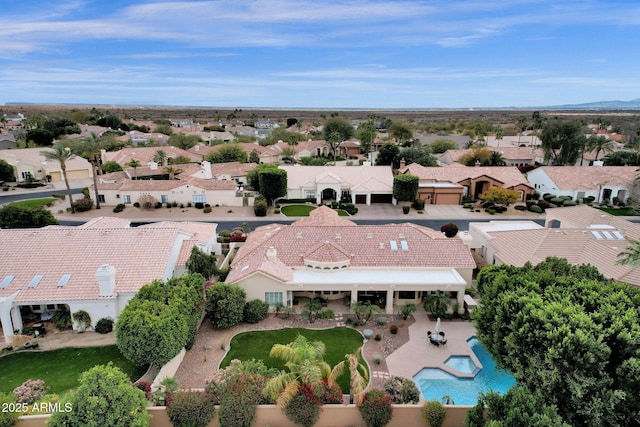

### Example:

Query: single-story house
xmin=477 ymin=205 xmax=640 ymax=286
xmin=280 ymin=164 xmax=394 ymax=205
xmin=102 ymin=146 xmax=202 ymax=167
xmin=0 ymin=217 xmax=218 ymax=343
xmin=0 ymin=147 xmax=93 ymax=183
xmin=0 ymin=133 xmax=17 ymax=150
xmin=398 ymin=163 xmax=535 ymax=204
xmin=526 ymin=165 xmax=636 ymax=203
xmin=226 ymin=207 xmax=476 ymax=314
xmin=189 ymin=161 xmax=257 ymax=187
xmin=438 ymin=147 xmax=545 ymax=167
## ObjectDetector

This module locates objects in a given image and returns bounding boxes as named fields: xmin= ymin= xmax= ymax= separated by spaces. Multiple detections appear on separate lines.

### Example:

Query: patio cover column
xmin=456 ymin=290 xmax=465 ymax=314
xmin=351 ymin=286 xmax=358 ymax=305
xmin=385 ymin=290 xmax=394 ymax=314
xmin=0 ymin=292 xmax=19 ymax=344
xmin=11 ymin=306 xmax=23 ymax=334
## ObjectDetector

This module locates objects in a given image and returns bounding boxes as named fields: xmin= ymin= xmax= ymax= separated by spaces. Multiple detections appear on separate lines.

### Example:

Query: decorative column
xmin=351 ymin=286 xmax=358 ymax=304
xmin=385 ymin=289 xmax=394 ymax=314
xmin=457 ymin=290 xmax=465 ymax=315
xmin=10 ymin=306 xmax=23 ymax=334
xmin=0 ymin=292 xmax=19 ymax=344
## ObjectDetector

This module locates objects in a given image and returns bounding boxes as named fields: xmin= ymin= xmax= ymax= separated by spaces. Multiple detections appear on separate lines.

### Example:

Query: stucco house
xmin=438 ymin=147 xmax=545 ymax=167
xmin=0 ymin=147 xmax=93 ymax=183
xmin=475 ymin=205 xmax=640 ymax=286
xmin=0 ymin=217 xmax=218 ymax=344
xmin=398 ymin=163 xmax=534 ymax=204
xmin=101 ymin=146 xmax=202 ymax=167
xmin=526 ymin=165 xmax=636 ymax=203
xmin=226 ymin=207 xmax=476 ymax=314
xmin=281 ymin=164 xmax=394 ymax=205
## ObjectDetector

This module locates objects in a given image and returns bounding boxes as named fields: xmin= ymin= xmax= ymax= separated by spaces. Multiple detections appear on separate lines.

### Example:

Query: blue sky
xmin=1 ymin=0 xmax=639 ymax=109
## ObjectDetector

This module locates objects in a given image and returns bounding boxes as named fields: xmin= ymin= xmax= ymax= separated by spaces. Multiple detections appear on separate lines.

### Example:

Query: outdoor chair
xmin=441 ymin=339 xmax=447 ymax=347
xmin=439 ymin=331 xmax=445 ymax=337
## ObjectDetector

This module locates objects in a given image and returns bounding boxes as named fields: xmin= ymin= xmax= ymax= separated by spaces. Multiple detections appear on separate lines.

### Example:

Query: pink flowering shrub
xmin=13 ymin=379 xmax=46 ymax=404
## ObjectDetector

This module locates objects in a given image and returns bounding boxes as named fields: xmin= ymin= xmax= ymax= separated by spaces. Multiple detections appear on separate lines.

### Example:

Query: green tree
xmin=186 ymin=246 xmax=218 ymax=279
xmin=603 ymin=151 xmax=640 ymax=166
xmin=125 ymin=158 xmax=141 ymax=180
xmin=326 ymin=131 xmax=343 ymax=164
xmin=163 ymin=165 xmax=183 ymax=180
xmin=167 ymin=391 xmax=216 ymax=427
xmin=495 ymin=125 xmax=504 ymax=148
xmin=154 ymin=123 xmax=174 ymax=136
xmin=48 ymin=363 xmax=150 ymax=427
xmin=0 ymin=205 xmax=59 ymax=228
xmin=384 ymin=376 xmax=420 ymax=404
xmin=246 ymin=163 xmax=278 ymax=190
xmin=540 ymin=119 xmax=587 ymax=165
xmin=263 ymin=335 xmax=332 ymax=407
xmin=96 ymin=114 xmax=123 ymax=130
xmin=0 ymin=159 xmax=15 ymax=182
xmin=479 ymin=187 xmax=520 ymax=206
xmin=428 ymin=138 xmax=458 ymax=154
xmin=206 ymin=282 xmax=247 ymax=329
xmin=399 ymin=146 xmax=437 ymax=167
xmin=323 ymin=116 xmax=355 ymax=143
xmin=302 ymin=298 xmax=323 ymax=323
xmin=389 ymin=121 xmax=415 ymax=146
xmin=488 ymin=150 xmax=507 ymax=166
xmin=101 ymin=160 xmax=123 ymax=173
xmin=616 ymin=239 xmax=640 ymax=266
xmin=329 ymin=348 xmax=369 ymax=404
xmin=393 ymin=174 xmax=419 ymax=205
xmin=41 ymin=145 xmax=77 ymax=213
xmin=258 ymin=168 xmax=287 ymax=206
xmin=586 ymin=135 xmax=614 ymax=161
xmin=376 ymin=142 xmax=400 ymax=166
xmin=168 ymin=133 xmax=201 ymax=149
xmin=153 ymin=149 xmax=167 ymax=165
xmin=358 ymin=389 xmax=393 ymax=427
xmin=74 ymin=132 xmax=105 ymax=209
xmin=205 ymin=143 xmax=248 ymax=163
xmin=357 ymin=120 xmax=377 ymax=154
xmin=399 ymin=303 xmax=416 ymax=320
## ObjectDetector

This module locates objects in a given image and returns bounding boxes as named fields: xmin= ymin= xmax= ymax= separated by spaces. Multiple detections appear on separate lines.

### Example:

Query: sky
xmin=1 ymin=0 xmax=640 ymax=109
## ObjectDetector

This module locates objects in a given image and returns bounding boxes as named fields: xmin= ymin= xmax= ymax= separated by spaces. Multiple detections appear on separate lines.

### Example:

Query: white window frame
xmin=265 ymin=292 xmax=283 ymax=308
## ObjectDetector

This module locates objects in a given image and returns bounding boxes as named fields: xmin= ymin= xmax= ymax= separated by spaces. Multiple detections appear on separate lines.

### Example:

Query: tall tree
xmin=326 ymin=131 xmax=343 ymax=164
xmin=495 ymin=125 xmax=504 ymax=148
xmin=616 ymin=239 xmax=640 ymax=266
xmin=263 ymin=335 xmax=332 ymax=407
xmin=516 ymin=115 xmax=528 ymax=145
xmin=389 ymin=122 xmax=414 ymax=147
xmin=153 ymin=149 xmax=167 ymax=166
xmin=393 ymin=175 xmax=419 ymax=205
xmin=375 ymin=142 xmax=400 ymax=166
xmin=587 ymin=135 xmax=614 ymax=161
xmin=163 ymin=165 xmax=183 ymax=180
xmin=75 ymin=132 xmax=104 ymax=209
xmin=41 ymin=145 xmax=77 ymax=213
xmin=126 ymin=158 xmax=142 ymax=180
xmin=323 ymin=116 xmax=355 ymax=142
xmin=540 ymin=119 xmax=587 ymax=165
xmin=329 ymin=348 xmax=369 ymax=404
xmin=258 ymin=168 xmax=287 ymax=206
xmin=357 ymin=120 xmax=377 ymax=155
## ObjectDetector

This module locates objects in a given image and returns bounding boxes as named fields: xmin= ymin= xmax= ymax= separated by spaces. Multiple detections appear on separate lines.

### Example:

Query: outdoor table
xmin=429 ymin=333 xmax=444 ymax=343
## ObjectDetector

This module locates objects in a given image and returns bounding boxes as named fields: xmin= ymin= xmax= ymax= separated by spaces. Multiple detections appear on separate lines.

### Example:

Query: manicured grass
xmin=0 ymin=345 xmax=147 ymax=395
xmin=280 ymin=204 xmax=349 ymax=217
xmin=597 ymin=207 xmax=640 ymax=216
xmin=10 ymin=198 xmax=57 ymax=209
xmin=221 ymin=327 xmax=366 ymax=392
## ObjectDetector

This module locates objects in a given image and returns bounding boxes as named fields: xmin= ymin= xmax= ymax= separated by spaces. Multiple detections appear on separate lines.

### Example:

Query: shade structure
xmin=435 ymin=317 xmax=441 ymax=333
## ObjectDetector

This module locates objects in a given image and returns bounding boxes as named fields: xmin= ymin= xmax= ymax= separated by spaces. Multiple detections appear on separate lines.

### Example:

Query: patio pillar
xmin=456 ymin=291 xmax=465 ymax=314
xmin=0 ymin=292 xmax=19 ymax=344
xmin=366 ymin=194 xmax=371 ymax=205
xmin=351 ymin=288 xmax=358 ymax=305
xmin=385 ymin=290 xmax=394 ymax=314
xmin=10 ymin=306 xmax=23 ymax=334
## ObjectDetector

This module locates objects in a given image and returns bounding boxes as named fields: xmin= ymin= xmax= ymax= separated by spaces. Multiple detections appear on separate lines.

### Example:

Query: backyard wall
xmin=17 ymin=404 xmax=474 ymax=427
xmin=151 ymin=348 xmax=186 ymax=391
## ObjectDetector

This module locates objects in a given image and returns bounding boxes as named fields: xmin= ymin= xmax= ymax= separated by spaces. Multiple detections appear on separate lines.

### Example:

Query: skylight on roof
xmin=0 ymin=276 xmax=15 ymax=288
xmin=400 ymin=240 xmax=409 ymax=251
xmin=28 ymin=275 xmax=44 ymax=288
xmin=390 ymin=240 xmax=398 ymax=251
xmin=602 ymin=231 xmax=613 ymax=240
xmin=57 ymin=274 xmax=72 ymax=287
xmin=613 ymin=231 xmax=625 ymax=240
xmin=591 ymin=231 xmax=603 ymax=240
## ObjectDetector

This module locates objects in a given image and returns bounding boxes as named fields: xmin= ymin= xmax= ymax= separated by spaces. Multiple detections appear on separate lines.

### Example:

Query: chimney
xmin=266 ymin=247 xmax=278 ymax=261
xmin=399 ymin=158 xmax=406 ymax=169
xmin=201 ymin=160 xmax=213 ymax=179
xmin=95 ymin=264 xmax=116 ymax=297
xmin=148 ymin=161 xmax=158 ymax=170
xmin=475 ymin=160 xmax=481 ymax=167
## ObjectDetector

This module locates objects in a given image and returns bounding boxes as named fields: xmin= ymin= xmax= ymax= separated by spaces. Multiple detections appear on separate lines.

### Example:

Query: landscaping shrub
xmin=17 ymin=182 xmax=45 ymax=189
xmin=51 ymin=307 xmax=72 ymax=330
xmin=358 ymin=389 xmax=393 ymax=427
xmin=422 ymin=400 xmax=446 ymax=427
xmin=112 ymin=203 xmax=125 ymax=213
xmin=133 ymin=381 xmax=152 ymax=400
xmin=187 ymin=202 xmax=192 ymax=208
xmin=243 ymin=299 xmax=269 ymax=324
xmin=284 ymin=385 xmax=322 ymax=427
xmin=374 ymin=334 xmax=382 ymax=341
xmin=549 ymin=197 xmax=565 ymax=206
xmin=542 ymin=193 xmax=556 ymax=201
xmin=345 ymin=317 xmax=354 ymax=326
xmin=203 ymin=206 xmax=212 ymax=213
xmin=0 ymin=392 xmax=19 ymax=427
xmin=82 ymin=187 xmax=90 ymax=198
xmin=195 ymin=202 xmax=204 ymax=209
xmin=384 ymin=376 xmax=420 ymax=404
xmin=155 ymin=202 xmax=163 ymax=209
xmin=13 ymin=379 xmax=46 ymax=404
xmin=373 ymin=354 xmax=383 ymax=365
xmin=343 ymin=202 xmax=358 ymax=215
xmin=167 ymin=391 xmax=216 ymax=427
xmin=52 ymin=193 xmax=65 ymax=200
xmin=481 ymin=201 xmax=494 ymax=209
xmin=207 ymin=282 xmax=247 ymax=329
xmin=537 ymin=200 xmax=551 ymax=209
xmin=488 ymin=208 xmax=496 ymax=215
xmin=402 ymin=205 xmax=410 ymax=214
xmin=253 ymin=197 xmax=267 ymax=217
xmin=440 ymin=222 xmax=458 ymax=238
xmin=528 ymin=204 xmax=543 ymax=213
xmin=94 ymin=317 xmax=114 ymax=334
xmin=72 ymin=310 xmax=91 ymax=331
xmin=172 ymin=201 xmax=178 ymax=207
xmin=274 ymin=208 xmax=280 ymax=214
xmin=133 ymin=202 xmax=140 ymax=208
xmin=389 ymin=324 xmax=398 ymax=334
xmin=514 ymin=205 xmax=527 ymax=211
xmin=563 ymin=200 xmax=577 ymax=206
xmin=413 ymin=199 xmax=425 ymax=210
xmin=318 ymin=308 xmax=335 ymax=319
xmin=72 ymin=197 xmax=93 ymax=212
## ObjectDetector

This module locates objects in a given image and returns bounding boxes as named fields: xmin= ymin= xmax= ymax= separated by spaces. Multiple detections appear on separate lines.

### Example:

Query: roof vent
xmin=379 ymin=242 xmax=384 ymax=249
xmin=335 ymin=233 xmax=341 ymax=239
xmin=366 ymin=233 xmax=373 ymax=239
xmin=266 ymin=247 xmax=278 ymax=261
xmin=399 ymin=233 xmax=405 ymax=239
xmin=296 ymin=232 xmax=302 ymax=239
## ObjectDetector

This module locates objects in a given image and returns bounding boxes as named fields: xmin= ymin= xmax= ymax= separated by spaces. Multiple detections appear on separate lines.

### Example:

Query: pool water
xmin=444 ymin=355 xmax=478 ymax=375
xmin=413 ymin=337 xmax=516 ymax=405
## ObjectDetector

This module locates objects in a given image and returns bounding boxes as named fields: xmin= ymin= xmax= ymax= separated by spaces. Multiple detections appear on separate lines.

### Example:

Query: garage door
xmin=371 ymin=194 xmax=393 ymax=203
xmin=355 ymin=194 xmax=367 ymax=204
xmin=66 ymin=169 xmax=90 ymax=180
xmin=48 ymin=172 xmax=62 ymax=182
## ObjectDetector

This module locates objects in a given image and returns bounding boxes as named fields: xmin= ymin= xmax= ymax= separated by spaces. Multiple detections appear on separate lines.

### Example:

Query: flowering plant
xmin=13 ymin=379 xmax=46 ymax=404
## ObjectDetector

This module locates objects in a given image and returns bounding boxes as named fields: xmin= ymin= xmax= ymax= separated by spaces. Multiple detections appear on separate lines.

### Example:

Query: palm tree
xmin=362 ymin=302 xmax=381 ymax=325
xmin=489 ymin=151 xmax=507 ymax=166
xmin=263 ymin=335 xmax=332 ymax=407
xmin=587 ymin=135 xmax=614 ymax=161
xmin=126 ymin=158 xmax=141 ymax=180
xmin=153 ymin=149 xmax=167 ymax=166
xmin=78 ymin=132 xmax=104 ymax=209
xmin=495 ymin=126 xmax=504 ymax=148
xmin=516 ymin=115 xmax=528 ymax=145
xmin=41 ymin=145 xmax=77 ymax=213
xmin=399 ymin=303 xmax=416 ymax=320
xmin=163 ymin=165 xmax=183 ymax=180
xmin=329 ymin=348 xmax=369 ymax=404
xmin=616 ymin=240 xmax=640 ymax=266
xmin=424 ymin=291 xmax=450 ymax=318
xmin=287 ymin=134 xmax=299 ymax=160
xmin=350 ymin=301 xmax=367 ymax=324
xmin=302 ymin=299 xmax=323 ymax=323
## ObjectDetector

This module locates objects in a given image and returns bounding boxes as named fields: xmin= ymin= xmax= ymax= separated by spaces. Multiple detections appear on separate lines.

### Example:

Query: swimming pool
xmin=444 ymin=355 xmax=479 ymax=375
xmin=413 ymin=337 xmax=516 ymax=405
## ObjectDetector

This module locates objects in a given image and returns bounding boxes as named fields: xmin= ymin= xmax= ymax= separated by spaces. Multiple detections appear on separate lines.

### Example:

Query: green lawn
xmin=10 ymin=198 xmax=57 ymax=209
xmin=597 ymin=207 xmax=640 ymax=216
xmin=221 ymin=327 xmax=366 ymax=392
xmin=280 ymin=204 xmax=349 ymax=217
xmin=0 ymin=345 xmax=146 ymax=395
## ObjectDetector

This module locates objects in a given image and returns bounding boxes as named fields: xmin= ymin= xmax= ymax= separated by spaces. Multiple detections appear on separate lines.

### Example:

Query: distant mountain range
xmin=544 ymin=98 xmax=640 ymax=110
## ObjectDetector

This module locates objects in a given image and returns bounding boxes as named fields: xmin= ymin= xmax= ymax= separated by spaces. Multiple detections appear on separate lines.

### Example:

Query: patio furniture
xmin=31 ymin=323 xmax=46 ymax=337
xmin=439 ymin=331 xmax=445 ymax=337
xmin=441 ymin=339 xmax=447 ymax=348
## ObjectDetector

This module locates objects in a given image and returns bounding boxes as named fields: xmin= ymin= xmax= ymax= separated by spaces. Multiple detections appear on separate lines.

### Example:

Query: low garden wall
xmin=17 ymin=404 xmax=473 ymax=427
xmin=151 ymin=348 xmax=186 ymax=391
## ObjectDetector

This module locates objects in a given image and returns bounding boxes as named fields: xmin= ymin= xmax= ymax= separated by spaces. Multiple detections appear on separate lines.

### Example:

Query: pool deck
xmin=386 ymin=309 xmax=480 ymax=380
